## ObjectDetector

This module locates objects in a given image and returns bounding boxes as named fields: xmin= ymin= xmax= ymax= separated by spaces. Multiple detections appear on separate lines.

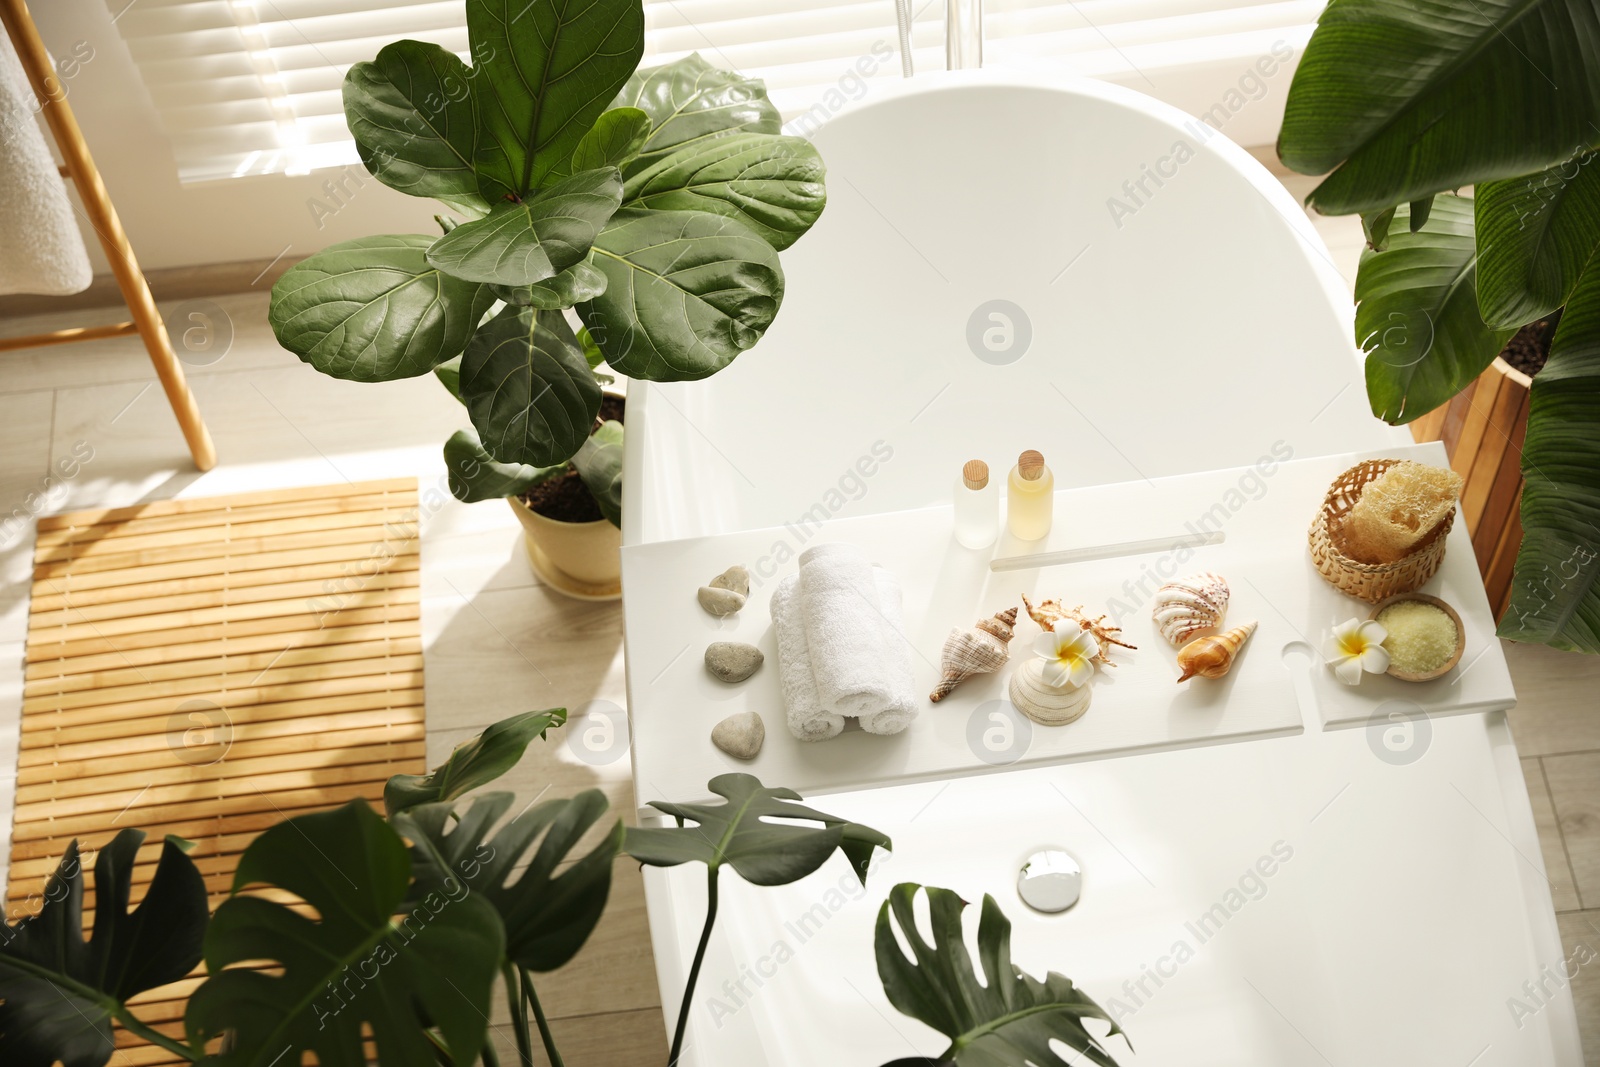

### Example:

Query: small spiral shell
xmin=1176 ymin=621 xmax=1256 ymax=682
xmin=1151 ymin=572 xmax=1230 ymax=646
xmin=929 ymin=607 xmax=1016 ymax=702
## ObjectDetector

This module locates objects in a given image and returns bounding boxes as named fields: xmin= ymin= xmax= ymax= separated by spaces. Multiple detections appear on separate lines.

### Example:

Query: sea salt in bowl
xmin=1369 ymin=593 xmax=1466 ymax=682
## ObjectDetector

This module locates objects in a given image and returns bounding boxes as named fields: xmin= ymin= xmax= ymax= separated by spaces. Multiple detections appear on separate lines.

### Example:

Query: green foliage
xmin=574 ymin=419 xmax=624 ymax=526
xmin=1476 ymin=161 xmax=1600 ymax=328
xmin=385 ymin=707 xmax=568 ymax=815
xmin=460 ymin=306 xmax=601 ymax=467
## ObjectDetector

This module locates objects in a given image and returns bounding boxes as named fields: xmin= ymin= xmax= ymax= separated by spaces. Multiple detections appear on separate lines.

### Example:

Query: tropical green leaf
xmin=1500 ymin=257 xmax=1600 ymax=653
xmin=442 ymin=428 xmax=561 ymax=503
xmin=394 ymin=790 xmax=623 ymax=971
xmin=491 ymin=258 xmax=609 ymax=310
xmin=269 ymin=235 xmax=493 ymax=381
xmin=385 ymin=708 xmax=569 ymax=815
xmin=624 ymin=773 xmax=890 ymax=885
xmin=186 ymin=801 xmax=502 ymax=1067
xmin=1353 ymin=195 xmax=1514 ymax=423
xmin=578 ymin=209 xmax=784 ymax=381
xmin=615 ymin=53 xmax=781 ymax=175
xmin=1278 ymin=0 xmax=1600 ymax=214
xmin=461 ymin=304 xmax=602 ymax=465
xmin=435 ymin=353 xmax=463 ymax=400
xmin=572 ymin=107 xmax=652 ymax=171
xmin=343 ymin=40 xmax=485 ymax=211
xmin=573 ymin=419 xmax=623 ymax=526
xmin=469 ymin=0 xmax=644 ymax=199
xmin=623 ymin=132 xmax=827 ymax=250
xmin=876 ymin=884 xmax=1124 ymax=1067
xmin=426 ymin=167 xmax=623 ymax=285
xmin=0 ymin=832 xmax=207 ymax=1067
xmin=1362 ymin=206 xmax=1396 ymax=251
xmin=1477 ymin=157 xmax=1600 ymax=328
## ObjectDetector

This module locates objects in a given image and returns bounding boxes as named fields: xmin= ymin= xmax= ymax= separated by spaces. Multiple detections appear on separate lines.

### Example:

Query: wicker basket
xmin=1307 ymin=459 xmax=1454 ymax=602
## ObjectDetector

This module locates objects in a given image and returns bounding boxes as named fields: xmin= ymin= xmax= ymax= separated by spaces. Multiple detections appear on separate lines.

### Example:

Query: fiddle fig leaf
xmin=0 ymin=832 xmax=208 ymax=1067
xmin=269 ymin=234 xmax=494 ymax=381
xmin=186 ymin=800 xmax=502 ymax=1067
xmin=1477 ymin=158 xmax=1600 ymax=329
xmin=1353 ymin=195 xmax=1514 ymax=424
xmin=394 ymin=790 xmax=623 ymax=971
xmin=623 ymin=133 xmax=827 ymax=250
xmin=442 ymin=428 xmax=561 ymax=503
xmin=615 ymin=53 xmax=781 ymax=175
xmin=385 ymin=708 xmax=569 ymax=815
xmin=572 ymin=107 xmax=652 ymax=171
xmin=876 ymin=883 xmax=1125 ymax=1067
xmin=578 ymin=209 xmax=784 ymax=381
xmin=426 ymin=167 xmax=623 ymax=285
xmin=435 ymin=354 xmax=463 ymax=400
xmin=573 ymin=419 xmax=623 ymax=526
xmin=469 ymin=0 xmax=644 ymax=200
xmin=491 ymin=258 xmax=609 ymax=310
xmin=624 ymin=773 xmax=891 ymax=885
xmin=343 ymin=40 xmax=486 ymax=212
xmin=461 ymin=305 xmax=602 ymax=465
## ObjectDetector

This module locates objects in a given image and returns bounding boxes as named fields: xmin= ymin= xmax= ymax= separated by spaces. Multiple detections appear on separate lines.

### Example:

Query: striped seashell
xmin=1151 ymin=572 xmax=1230 ymax=646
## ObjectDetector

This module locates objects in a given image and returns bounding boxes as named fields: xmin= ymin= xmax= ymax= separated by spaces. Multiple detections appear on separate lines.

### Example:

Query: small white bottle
xmin=954 ymin=459 xmax=998 ymax=549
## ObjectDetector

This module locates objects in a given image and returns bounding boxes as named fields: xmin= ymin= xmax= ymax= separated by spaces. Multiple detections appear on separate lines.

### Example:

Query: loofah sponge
xmin=1338 ymin=461 xmax=1463 ymax=564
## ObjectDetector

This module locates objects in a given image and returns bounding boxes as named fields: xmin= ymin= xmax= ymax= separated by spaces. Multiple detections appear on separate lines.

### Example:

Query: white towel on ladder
xmin=0 ymin=32 xmax=93 ymax=297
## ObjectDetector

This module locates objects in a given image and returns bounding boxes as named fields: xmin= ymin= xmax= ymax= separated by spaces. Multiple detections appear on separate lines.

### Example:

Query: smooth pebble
xmin=711 ymin=711 xmax=765 ymax=760
xmin=706 ymin=641 xmax=764 ymax=683
xmin=709 ymin=565 xmax=750 ymax=598
xmin=698 ymin=586 xmax=746 ymax=616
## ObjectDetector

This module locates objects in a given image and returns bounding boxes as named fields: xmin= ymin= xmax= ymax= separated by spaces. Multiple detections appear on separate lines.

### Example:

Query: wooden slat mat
xmin=11 ymin=478 xmax=426 ymax=1064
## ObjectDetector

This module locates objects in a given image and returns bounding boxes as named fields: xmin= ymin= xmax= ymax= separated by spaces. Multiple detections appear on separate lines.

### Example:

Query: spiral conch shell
xmin=929 ymin=607 xmax=1016 ymax=702
xmin=1020 ymin=595 xmax=1135 ymax=667
xmin=1176 ymin=621 xmax=1256 ymax=682
xmin=1151 ymin=572 xmax=1230 ymax=646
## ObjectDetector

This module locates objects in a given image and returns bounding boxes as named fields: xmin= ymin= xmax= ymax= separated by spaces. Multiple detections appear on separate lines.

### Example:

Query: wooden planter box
xmin=1408 ymin=357 xmax=1531 ymax=619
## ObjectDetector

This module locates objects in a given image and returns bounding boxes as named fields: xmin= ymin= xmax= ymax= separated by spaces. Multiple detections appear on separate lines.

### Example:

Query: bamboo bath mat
xmin=11 ymin=478 xmax=427 ymax=1065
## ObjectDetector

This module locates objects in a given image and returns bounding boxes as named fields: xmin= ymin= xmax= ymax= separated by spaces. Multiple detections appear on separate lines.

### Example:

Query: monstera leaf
xmin=1278 ymin=0 xmax=1600 ymax=214
xmin=394 ymin=790 xmax=623 ymax=971
xmin=468 ymin=0 xmax=644 ymax=199
xmin=442 ymin=428 xmax=561 ymax=503
xmin=461 ymin=305 xmax=602 ymax=466
xmin=425 ymin=167 xmax=623 ymax=285
xmin=386 ymin=708 xmax=568 ymax=815
xmin=578 ymin=209 xmax=784 ymax=381
xmin=1353 ymin=195 xmax=1514 ymax=423
xmin=269 ymin=235 xmax=493 ymax=381
xmin=573 ymin=419 xmax=623 ymax=525
xmin=0 ymin=832 xmax=208 ymax=1067
xmin=1476 ymin=161 xmax=1600 ymax=329
xmin=187 ymin=801 xmax=503 ymax=1067
xmin=615 ymin=53 xmax=781 ymax=175
xmin=876 ymin=884 xmax=1124 ymax=1067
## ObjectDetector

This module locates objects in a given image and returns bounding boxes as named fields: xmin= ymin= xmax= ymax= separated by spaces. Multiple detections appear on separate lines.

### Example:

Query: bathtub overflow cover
xmin=1017 ymin=849 xmax=1081 ymax=914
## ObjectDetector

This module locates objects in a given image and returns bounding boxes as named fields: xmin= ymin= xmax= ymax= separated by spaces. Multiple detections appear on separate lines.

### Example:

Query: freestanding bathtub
xmin=619 ymin=70 xmax=1581 ymax=1065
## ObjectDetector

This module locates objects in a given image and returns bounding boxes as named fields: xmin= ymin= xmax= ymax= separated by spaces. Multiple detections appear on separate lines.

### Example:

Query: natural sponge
xmin=1338 ymin=461 xmax=1463 ymax=564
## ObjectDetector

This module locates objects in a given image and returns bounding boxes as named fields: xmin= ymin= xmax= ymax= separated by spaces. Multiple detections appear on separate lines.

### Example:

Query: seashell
xmin=930 ymin=607 xmax=1017 ymax=702
xmin=1008 ymin=658 xmax=1093 ymax=726
xmin=1176 ymin=621 xmax=1256 ymax=682
xmin=1151 ymin=572 xmax=1230 ymax=646
xmin=1020 ymin=594 xmax=1136 ymax=667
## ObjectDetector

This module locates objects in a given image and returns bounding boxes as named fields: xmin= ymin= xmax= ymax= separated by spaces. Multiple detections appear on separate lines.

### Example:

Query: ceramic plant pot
xmin=506 ymin=495 xmax=622 ymax=601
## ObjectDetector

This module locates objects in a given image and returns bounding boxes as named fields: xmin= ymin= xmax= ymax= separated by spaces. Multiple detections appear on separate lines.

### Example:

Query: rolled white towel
xmin=858 ymin=568 xmax=918 ymax=736
xmin=771 ymin=573 xmax=844 ymax=742
xmin=798 ymin=543 xmax=892 ymax=718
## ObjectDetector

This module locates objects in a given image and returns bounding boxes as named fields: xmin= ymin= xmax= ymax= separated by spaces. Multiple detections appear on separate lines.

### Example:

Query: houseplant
xmin=1277 ymin=0 xmax=1600 ymax=653
xmin=268 ymin=0 xmax=827 ymax=595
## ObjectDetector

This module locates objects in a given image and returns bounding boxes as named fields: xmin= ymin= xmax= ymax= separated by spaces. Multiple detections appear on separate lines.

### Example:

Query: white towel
xmin=0 ymin=34 xmax=93 ymax=297
xmin=858 ymin=569 xmax=918 ymax=736
xmin=771 ymin=573 xmax=844 ymax=742
xmin=798 ymin=542 xmax=892 ymax=718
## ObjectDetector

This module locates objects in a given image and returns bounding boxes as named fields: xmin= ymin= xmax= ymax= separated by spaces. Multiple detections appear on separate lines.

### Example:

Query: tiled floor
xmin=1 ymin=173 xmax=1597 ymax=1064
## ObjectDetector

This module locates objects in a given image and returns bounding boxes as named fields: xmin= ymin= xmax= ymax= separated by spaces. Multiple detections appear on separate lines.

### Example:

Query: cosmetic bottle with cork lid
xmin=1007 ymin=450 xmax=1054 ymax=540
xmin=953 ymin=459 xmax=998 ymax=548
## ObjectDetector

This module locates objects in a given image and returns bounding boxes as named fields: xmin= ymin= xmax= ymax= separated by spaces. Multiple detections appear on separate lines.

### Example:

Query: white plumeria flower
xmin=1328 ymin=618 xmax=1390 ymax=685
xmin=1033 ymin=625 xmax=1100 ymax=689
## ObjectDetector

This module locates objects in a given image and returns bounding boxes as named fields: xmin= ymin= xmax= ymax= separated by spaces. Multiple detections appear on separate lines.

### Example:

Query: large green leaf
xmin=386 ymin=708 xmax=568 ymax=815
xmin=426 ymin=167 xmax=623 ymax=285
xmin=343 ymin=40 xmax=485 ymax=212
xmin=876 ymin=884 xmax=1124 ymax=1067
xmin=1353 ymin=195 xmax=1515 ymax=424
xmin=1477 ymin=159 xmax=1600 ymax=329
xmin=623 ymin=132 xmax=827 ymax=250
xmin=469 ymin=0 xmax=644 ymax=199
xmin=616 ymin=54 xmax=781 ymax=176
xmin=573 ymin=107 xmax=652 ymax=171
xmin=573 ymin=418 xmax=623 ymax=526
xmin=461 ymin=304 xmax=603 ymax=466
xmin=442 ymin=427 xmax=561 ymax=504
xmin=1278 ymin=0 xmax=1600 ymax=214
xmin=1500 ymin=256 xmax=1600 ymax=653
xmin=624 ymin=773 xmax=890 ymax=885
xmin=269 ymin=235 xmax=493 ymax=381
xmin=187 ymin=800 xmax=502 ymax=1067
xmin=578 ymin=209 xmax=784 ymax=381
xmin=0 ymin=832 xmax=207 ymax=1067
xmin=394 ymin=790 xmax=623 ymax=971
xmin=492 ymin=258 xmax=610 ymax=311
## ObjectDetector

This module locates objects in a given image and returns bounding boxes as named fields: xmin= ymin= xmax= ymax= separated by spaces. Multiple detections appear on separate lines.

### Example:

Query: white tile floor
xmin=1 ymin=181 xmax=1597 ymax=1063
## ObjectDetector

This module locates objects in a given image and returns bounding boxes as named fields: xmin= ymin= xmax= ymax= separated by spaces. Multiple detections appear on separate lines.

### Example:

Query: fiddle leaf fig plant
xmin=269 ymin=0 xmax=827 ymax=520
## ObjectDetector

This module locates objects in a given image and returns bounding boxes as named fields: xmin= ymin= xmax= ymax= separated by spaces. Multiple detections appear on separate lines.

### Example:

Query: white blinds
xmin=107 ymin=0 xmax=1324 ymax=183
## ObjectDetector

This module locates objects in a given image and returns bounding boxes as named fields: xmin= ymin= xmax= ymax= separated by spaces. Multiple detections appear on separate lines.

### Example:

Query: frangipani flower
xmin=1328 ymin=618 xmax=1389 ymax=685
xmin=1033 ymin=625 xmax=1100 ymax=688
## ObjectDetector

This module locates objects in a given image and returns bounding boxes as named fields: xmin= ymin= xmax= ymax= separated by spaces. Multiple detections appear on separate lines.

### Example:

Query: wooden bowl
xmin=1368 ymin=593 xmax=1465 ymax=682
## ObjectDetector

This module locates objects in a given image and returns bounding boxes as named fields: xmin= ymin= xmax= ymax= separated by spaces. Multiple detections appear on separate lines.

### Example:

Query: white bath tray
xmin=620 ymin=442 xmax=1514 ymax=808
